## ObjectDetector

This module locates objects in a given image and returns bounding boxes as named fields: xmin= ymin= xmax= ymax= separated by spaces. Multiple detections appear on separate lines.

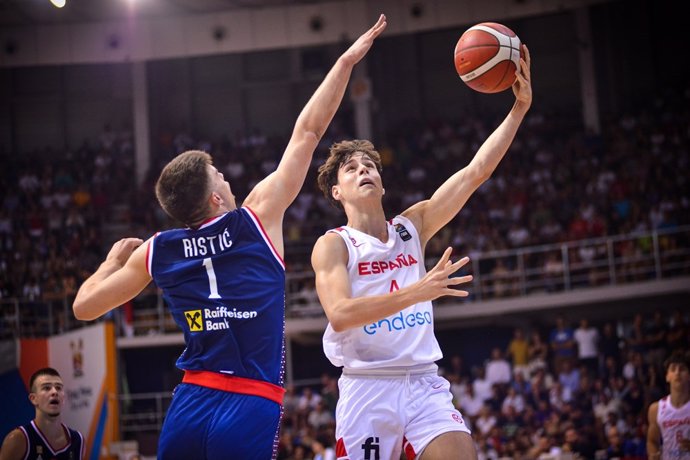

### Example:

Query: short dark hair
xmin=664 ymin=350 xmax=690 ymax=372
xmin=29 ymin=367 xmax=61 ymax=392
xmin=317 ymin=139 xmax=382 ymax=209
xmin=155 ymin=150 xmax=213 ymax=228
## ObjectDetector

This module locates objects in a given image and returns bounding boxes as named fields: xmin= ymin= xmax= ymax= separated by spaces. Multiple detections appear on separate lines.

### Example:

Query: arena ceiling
xmin=0 ymin=0 xmax=332 ymax=27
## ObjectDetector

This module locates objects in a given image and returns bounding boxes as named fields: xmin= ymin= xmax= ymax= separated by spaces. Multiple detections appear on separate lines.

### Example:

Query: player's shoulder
xmin=4 ymin=426 xmax=27 ymax=440
xmin=315 ymin=231 xmax=346 ymax=251
xmin=648 ymin=399 xmax=660 ymax=414
xmin=1 ymin=427 xmax=28 ymax=457
xmin=67 ymin=425 xmax=84 ymax=437
xmin=312 ymin=232 xmax=348 ymax=264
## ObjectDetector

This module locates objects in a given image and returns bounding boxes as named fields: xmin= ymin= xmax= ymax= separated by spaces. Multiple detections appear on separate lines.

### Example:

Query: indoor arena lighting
xmin=50 ymin=0 xmax=66 ymax=8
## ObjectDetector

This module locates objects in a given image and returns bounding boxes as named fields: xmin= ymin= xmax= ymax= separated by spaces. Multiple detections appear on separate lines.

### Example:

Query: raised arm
xmin=311 ymin=235 xmax=472 ymax=332
xmin=244 ymin=15 xmax=387 ymax=229
xmin=404 ymin=45 xmax=532 ymax=246
xmin=72 ymin=237 xmax=152 ymax=321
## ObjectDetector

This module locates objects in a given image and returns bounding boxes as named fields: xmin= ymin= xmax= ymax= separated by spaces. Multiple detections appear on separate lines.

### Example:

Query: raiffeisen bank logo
xmin=185 ymin=306 xmax=258 ymax=332
xmin=363 ymin=311 xmax=432 ymax=335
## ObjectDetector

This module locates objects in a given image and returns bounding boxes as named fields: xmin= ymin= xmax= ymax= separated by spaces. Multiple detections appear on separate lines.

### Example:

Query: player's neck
xmin=34 ymin=413 xmax=63 ymax=436
xmin=670 ymin=389 xmax=690 ymax=408
xmin=345 ymin=207 xmax=388 ymax=242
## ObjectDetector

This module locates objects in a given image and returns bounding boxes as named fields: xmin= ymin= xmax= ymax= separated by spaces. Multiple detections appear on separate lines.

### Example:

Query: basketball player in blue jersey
xmin=72 ymin=15 xmax=387 ymax=460
xmin=0 ymin=368 xmax=84 ymax=460
xmin=311 ymin=47 xmax=531 ymax=459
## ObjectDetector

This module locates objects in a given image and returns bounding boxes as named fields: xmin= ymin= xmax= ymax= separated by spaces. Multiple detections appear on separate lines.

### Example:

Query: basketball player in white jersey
xmin=647 ymin=350 xmax=690 ymax=459
xmin=311 ymin=47 xmax=531 ymax=459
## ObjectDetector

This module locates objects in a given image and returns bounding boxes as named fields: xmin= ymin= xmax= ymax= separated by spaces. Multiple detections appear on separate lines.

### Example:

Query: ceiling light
xmin=50 ymin=0 xmax=66 ymax=8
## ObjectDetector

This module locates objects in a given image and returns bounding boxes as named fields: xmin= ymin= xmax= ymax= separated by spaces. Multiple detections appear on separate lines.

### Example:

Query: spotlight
xmin=50 ymin=0 xmax=66 ymax=8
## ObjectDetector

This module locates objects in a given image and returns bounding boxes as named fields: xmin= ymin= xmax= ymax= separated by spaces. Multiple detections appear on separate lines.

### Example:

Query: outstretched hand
xmin=512 ymin=44 xmax=532 ymax=106
xmin=415 ymin=247 xmax=473 ymax=302
xmin=341 ymin=14 xmax=387 ymax=66
xmin=105 ymin=237 xmax=144 ymax=268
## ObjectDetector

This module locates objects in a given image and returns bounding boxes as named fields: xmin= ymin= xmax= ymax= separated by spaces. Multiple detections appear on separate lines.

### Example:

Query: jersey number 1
xmin=202 ymin=258 xmax=221 ymax=299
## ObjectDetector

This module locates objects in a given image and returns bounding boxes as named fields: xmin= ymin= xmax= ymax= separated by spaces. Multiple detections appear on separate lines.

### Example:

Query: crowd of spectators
xmin=276 ymin=310 xmax=689 ymax=459
xmin=2 ymin=85 xmax=689 ymax=334
xmin=0 ymin=75 xmax=689 ymax=457
xmin=0 ymin=126 xmax=138 ymax=336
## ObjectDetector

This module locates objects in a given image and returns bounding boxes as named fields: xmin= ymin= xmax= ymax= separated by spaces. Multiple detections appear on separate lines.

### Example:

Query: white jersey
xmin=322 ymin=215 xmax=442 ymax=370
xmin=657 ymin=395 xmax=690 ymax=459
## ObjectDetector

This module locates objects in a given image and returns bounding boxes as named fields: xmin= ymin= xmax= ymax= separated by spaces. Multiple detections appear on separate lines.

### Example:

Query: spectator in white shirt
xmin=458 ymin=383 xmax=484 ymax=419
xmin=475 ymin=404 xmax=497 ymax=436
xmin=485 ymin=347 xmax=512 ymax=386
xmin=501 ymin=386 xmax=526 ymax=415
xmin=473 ymin=366 xmax=494 ymax=402
xmin=574 ymin=317 xmax=600 ymax=377
xmin=307 ymin=400 xmax=334 ymax=430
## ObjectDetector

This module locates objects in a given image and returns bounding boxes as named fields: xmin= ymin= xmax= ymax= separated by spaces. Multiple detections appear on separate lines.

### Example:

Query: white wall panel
xmin=68 ymin=22 xmax=133 ymax=64
xmin=148 ymin=16 xmax=187 ymax=60
xmin=435 ymin=0 xmax=476 ymax=29
xmin=342 ymin=0 xmax=369 ymax=41
xmin=0 ymin=0 xmax=609 ymax=67
xmin=399 ymin=0 xmax=438 ymax=33
xmin=250 ymin=8 xmax=289 ymax=50
xmin=0 ymin=27 xmax=37 ymax=67
xmin=216 ymin=10 xmax=252 ymax=53
xmin=35 ymin=25 xmax=70 ymax=66
xmin=287 ymin=3 xmax=345 ymax=47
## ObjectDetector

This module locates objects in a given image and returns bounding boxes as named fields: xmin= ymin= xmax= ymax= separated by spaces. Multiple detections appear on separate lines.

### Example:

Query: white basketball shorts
xmin=334 ymin=366 xmax=471 ymax=460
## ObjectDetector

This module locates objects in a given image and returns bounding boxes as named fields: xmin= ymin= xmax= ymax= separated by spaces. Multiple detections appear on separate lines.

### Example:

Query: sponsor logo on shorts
xmin=452 ymin=413 xmax=464 ymax=424
xmin=361 ymin=437 xmax=380 ymax=460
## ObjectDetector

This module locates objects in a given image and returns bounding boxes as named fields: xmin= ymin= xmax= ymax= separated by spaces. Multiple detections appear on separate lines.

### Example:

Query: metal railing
xmin=1 ymin=226 xmax=689 ymax=337
xmin=118 ymin=392 xmax=173 ymax=433
xmin=465 ymin=225 xmax=690 ymax=301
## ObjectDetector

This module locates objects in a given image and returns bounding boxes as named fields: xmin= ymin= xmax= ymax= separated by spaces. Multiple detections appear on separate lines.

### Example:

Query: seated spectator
xmin=473 ymin=366 xmax=494 ymax=402
xmin=475 ymin=404 xmax=497 ymax=437
xmin=297 ymin=386 xmax=322 ymax=421
xmin=558 ymin=359 xmax=581 ymax=396
xmin=528 ymin=330 xmax=549 ymax=374
xmin=307 ymin=401 xmax=334 ymax=431
xmin=506 ymin=328 xmax=530 ymax=380
xmin=666 ymin=309 xmax=688 ymax=353
xmin=548 ymin=381 xmax=571 ymax=411
xmin=561 ymin=426 xmax=596 ymax=459
xmin=604 ymin=425 xmax=625 ymax=459
xmin=549 ymin=316 xmax=576 ymax=374
xmin=502 ymin=386 xmax=526 ymax=415
xmin=490 ymin=258 xmax=517 ymax=297
xmin=625 ymin=313 xmax=647 ymax=356
xmin=511 ymin=369 xmax=532 ymax=395
xmin=486 ymin=347 xmax=512 ymax=387
xmin=458 ymin=383 xmax=484 ymax=419
xmin=644 ymin=310 xmax=668 ymax=367
xmin=574 ymin=318 xmax=600 ymax=377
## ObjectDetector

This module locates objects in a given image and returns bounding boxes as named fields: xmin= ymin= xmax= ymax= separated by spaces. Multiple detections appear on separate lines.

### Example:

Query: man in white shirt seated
xmin=485 ymin=347 xmax=512 ymax=386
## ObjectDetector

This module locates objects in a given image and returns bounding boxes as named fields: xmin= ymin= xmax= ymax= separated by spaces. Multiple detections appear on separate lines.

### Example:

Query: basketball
xmin=454 ymin=22 xmax=523 ymax=94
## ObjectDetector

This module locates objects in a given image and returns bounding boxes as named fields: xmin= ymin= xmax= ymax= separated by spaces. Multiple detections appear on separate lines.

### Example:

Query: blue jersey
xmin=18 ymin=420 xmax=84 ymax=460
xmin=147 ymin=207 xmax=286 ymax=387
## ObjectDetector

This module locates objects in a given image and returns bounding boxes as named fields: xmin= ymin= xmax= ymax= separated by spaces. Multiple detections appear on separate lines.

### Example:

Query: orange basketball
xmin=454 ymin=22 xmax=523 ymax=94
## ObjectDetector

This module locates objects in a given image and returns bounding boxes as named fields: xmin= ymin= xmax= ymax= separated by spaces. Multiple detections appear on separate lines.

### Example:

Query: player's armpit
xmin=311 ymin=233 xmax=352 ymax=329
